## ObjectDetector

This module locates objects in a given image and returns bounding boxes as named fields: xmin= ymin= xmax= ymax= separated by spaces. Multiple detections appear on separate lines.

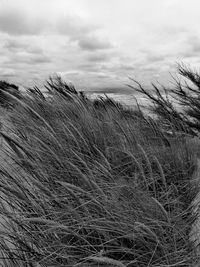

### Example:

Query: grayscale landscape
xmin=0 ymin=1 xmax=200 ymax=266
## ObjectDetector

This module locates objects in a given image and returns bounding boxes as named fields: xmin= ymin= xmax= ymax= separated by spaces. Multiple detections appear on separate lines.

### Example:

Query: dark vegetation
xmin=0 ymin=65 xmax=199 ymax=266
xmin=128 ymin=64 xmax=200 ymax=136
xmin=0 ymin=81 xmax=20 ymax=107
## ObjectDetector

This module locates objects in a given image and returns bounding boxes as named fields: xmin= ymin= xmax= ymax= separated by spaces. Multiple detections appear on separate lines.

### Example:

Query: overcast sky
xmin=0 ymin=0 xmax=200 ymax=92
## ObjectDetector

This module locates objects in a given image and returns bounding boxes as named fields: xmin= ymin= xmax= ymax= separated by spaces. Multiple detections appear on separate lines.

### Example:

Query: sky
xmin=0 ymin=0 xmax=200 ymax=92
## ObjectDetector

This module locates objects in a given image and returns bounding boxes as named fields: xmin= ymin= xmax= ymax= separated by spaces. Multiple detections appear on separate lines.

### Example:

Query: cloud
xmin=0 ymin=2 xmax=97 ymax=39
xmin=157 ymin=26 xmax=188 ymax=39
xmin=180 ymin=35 xmax=200 ymax=58
xmin=4 ymin=39 xmax=29 ymax=51
xmin=0 ymin=68 xmax=16 ymax=78
xmin=55 ymin=15 xmax=94 ymax=38
xmin=2 ymin=40 xmax=50 ymax=69
xmin=0 ymin=8 xmax=45 ymax=35
xmin=0 ymin=4 xmax=93 ymax=38
xmin=77 ymin=34 xmax=113 ymax=51
xmin=56 ymin=16 xmax=113 ymax=52
xmin=0 ymin=3 xmax=114 ymax=57
xmin=2 ymin=37 xmax=51 ymax=66
xmin=5 ymin=53 xmax=51 ymax=65
xmin=96 ymin=62 xmax=136 ymax=75
xmin=140 ymin=65 xmax=160 ymax=72
xmin=188 ymin=36 xmax=200 ymax=53
xmin=145 ymin=54 xmax=166 ymax=63
xmin=57 ymin=70 xmax=83 ymax=76
xmin=87 ymin=53 xmax=109 ymax=62
xmin=4 ymin=39 xmax=43 ymax=54
xmin=95 ymin=72 xmax=114 ymax=79
xmin=30 ymin=55 xmax=51 ymax=64
xmin=0 ymin=0 xmax=194 ymax=89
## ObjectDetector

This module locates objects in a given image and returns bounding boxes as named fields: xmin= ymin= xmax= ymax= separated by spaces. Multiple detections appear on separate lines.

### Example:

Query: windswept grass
xmin=0 ymin=75 xmax=198 ymax=266
xmin=128 ymin=63 xmax=200 ymax=137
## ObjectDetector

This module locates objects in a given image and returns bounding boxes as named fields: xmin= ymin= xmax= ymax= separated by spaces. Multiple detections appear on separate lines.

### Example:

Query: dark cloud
xmin=77 ymin=34 xmax=113 ymax=51
xmin=5 ymin=54 xmax=51 ymax=65
xmin=180 ymin=36 xmax=200 ymax=58
xmin=4 ymin=39 xmax=27 ymax=51
xmin=141 ymin=65 xmax=160 ymax=72
xmin=141 ymin=49 xmax=167 ymax=63
xmin=0 ymin=73 xmax=15 ymax=78
xmin=4 ymin=39 xmax=43 ymax=54
xmin=146 ymin=54 xmax=165 ymax=63
xmin=2 ymin=37 xmax=50 ymax=65
xmin=0 ymin=6 xmax=93 ymax=38
xmin=0 ymin=5 xmax=113 ymax=58
xmin=79 ymin=63 xmax=100 ymax=72
xmin=181 ymin=51 xmax=195 ymax=58
xmin=0 ymin=68 xmax=16 ymax=78
xmin=117 ymin=64 xmax=135 ymax=71
xmin=27 ymin=47 xmax=44 ymax=55
xmin=96 ymin=62 xmax=136 ymax=74
xmin=30 ymin=55 xmax=51 ymax=64
xmin=190 ymin=37 xmax=200 ymax=53
xmin=0 ymin=8 xmax=44 ymax=35
xmin=53 ymin=15 xmax=113 ymax=53
xmin=87 ymin=53 xmax=109 ymax=62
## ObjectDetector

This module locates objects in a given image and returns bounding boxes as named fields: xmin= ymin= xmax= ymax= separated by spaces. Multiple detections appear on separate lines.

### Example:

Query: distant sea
xmin=86 ymin=92 xmax=150 ymax=109
xmin=44 ymin=90 xmax=152 ymax=113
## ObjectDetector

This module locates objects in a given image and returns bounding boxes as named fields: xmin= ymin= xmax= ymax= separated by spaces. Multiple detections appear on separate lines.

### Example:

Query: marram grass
xmin=0 ymin=76 xmax=198 ymax=266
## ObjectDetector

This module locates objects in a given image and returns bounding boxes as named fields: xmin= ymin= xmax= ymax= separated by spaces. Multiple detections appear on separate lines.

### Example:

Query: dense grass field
xmin=0 ymin=65 xmax=199 ymax=266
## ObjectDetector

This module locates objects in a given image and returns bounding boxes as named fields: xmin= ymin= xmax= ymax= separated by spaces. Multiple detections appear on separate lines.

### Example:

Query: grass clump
xmin=128 ymin=63 xmax=200 ymax=137
xmin=0 ymin=74 xmax=198 ymax=266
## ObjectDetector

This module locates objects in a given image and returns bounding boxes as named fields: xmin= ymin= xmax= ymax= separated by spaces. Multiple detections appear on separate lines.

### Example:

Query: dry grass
xmin=0 ymin=76 xmax=197 ymax=266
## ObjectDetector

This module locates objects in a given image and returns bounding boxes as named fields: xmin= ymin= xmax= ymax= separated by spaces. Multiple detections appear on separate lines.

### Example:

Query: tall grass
xmin=128 ymin=63 xmax=200 ymax=136
xmin=0 ymin=75 xmax=198 ymax=266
